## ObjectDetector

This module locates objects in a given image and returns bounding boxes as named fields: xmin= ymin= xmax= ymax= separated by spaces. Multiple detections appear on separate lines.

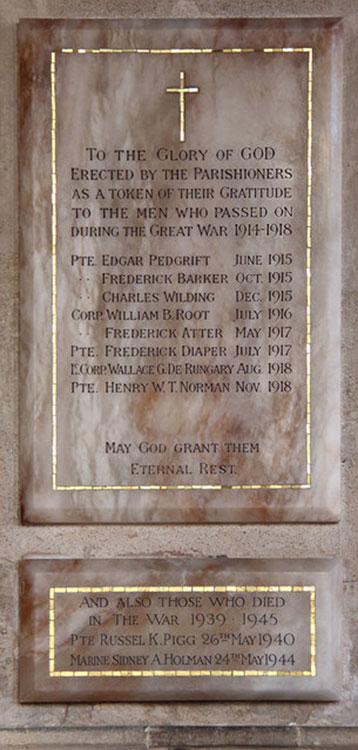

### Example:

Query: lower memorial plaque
xmin=19 ymin=558 xmax=342 ymax=701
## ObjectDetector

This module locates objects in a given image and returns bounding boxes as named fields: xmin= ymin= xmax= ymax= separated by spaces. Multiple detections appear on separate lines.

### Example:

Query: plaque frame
xmin=19 ymin=557 xmax=342 ymax=702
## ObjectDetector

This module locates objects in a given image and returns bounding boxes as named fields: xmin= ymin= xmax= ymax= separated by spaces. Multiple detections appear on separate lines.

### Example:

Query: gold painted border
xmin=51 ymin=51 xmax=58 ymax=490
xmin=51 ymin=48 xmax=312 ymax=491
xmin=49 ymin=584 xmax=316 ymax=678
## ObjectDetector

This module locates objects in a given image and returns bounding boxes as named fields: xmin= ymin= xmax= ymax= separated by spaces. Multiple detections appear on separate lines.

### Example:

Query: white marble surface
xmin=19 ymin=18 xmax=341 ymax=523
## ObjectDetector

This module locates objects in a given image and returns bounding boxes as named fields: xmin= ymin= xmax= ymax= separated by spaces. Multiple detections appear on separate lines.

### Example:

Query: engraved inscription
xmin=49 ymin=585 xmax=316 ymax=677
xmin=52 ymin=48 xmax=312 ymax=491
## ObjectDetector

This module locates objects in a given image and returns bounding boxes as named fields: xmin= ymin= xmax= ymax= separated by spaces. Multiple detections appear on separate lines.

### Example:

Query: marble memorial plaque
xmin=19 ymin=557 xmax=342 ymax=702
xmin=19 ymin=20 xmax=341 ymax=522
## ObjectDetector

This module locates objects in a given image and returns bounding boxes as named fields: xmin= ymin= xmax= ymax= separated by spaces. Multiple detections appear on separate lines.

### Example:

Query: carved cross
xmin=166 ymin=71 xmax=199 ymax=142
